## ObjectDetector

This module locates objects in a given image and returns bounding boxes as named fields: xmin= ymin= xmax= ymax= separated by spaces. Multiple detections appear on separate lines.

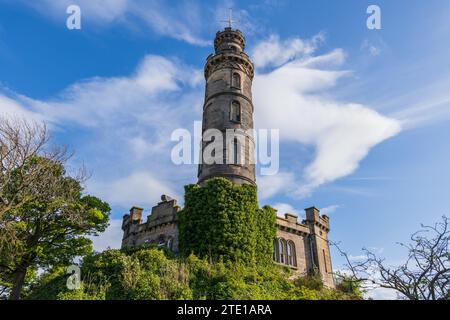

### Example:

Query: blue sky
xmin=1 ymin=0 xmax=450 ymax=299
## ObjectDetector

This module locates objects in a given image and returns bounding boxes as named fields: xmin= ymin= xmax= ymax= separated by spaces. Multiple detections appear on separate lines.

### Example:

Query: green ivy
xmin=178 ymin=178 xmax=276 ymax=266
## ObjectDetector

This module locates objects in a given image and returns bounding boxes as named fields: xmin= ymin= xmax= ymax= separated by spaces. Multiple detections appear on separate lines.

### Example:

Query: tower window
xmin=230 ymin=101 xmax=241 ymax=123
xmin=233 ymin=138 xmax=238 ymax=165
xmin=232 ymin=72 xmax=241 ymax=89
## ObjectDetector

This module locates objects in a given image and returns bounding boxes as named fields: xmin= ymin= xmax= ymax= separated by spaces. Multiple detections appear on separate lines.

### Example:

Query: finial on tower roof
xmin=220 ymin=8 xmax=239 ymax=29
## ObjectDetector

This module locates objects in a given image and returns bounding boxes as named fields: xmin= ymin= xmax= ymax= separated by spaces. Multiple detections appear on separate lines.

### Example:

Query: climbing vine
xmin=178 ymin=178 xmax=276 ymax=266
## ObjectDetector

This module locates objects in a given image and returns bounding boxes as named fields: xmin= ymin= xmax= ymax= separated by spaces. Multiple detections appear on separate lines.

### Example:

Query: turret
xmin=304 ymin=207 xmax=334 ymax=288
xmin=121 ymin=206 xmax=143 ymax=247
xmin=198 ymin=27 xmax=256 ymax=186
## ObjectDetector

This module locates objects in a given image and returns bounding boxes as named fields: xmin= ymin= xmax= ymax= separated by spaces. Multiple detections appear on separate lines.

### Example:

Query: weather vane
xmin=221 ymin=8 xmax=239 ymax=28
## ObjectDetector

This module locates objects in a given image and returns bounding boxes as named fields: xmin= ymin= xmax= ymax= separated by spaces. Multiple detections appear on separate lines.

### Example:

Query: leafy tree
xmin=61 ymin=247 xmax=191 ymax=300
xmin=0 ymin=119 xmax=110 ymax=300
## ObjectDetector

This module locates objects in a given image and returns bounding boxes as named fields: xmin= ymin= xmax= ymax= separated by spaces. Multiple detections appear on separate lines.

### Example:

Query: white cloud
xmin=90 ymin=219 xmax=123 ymax=252
xmin=0 ymin=54 xmax=201 ymax=210
xmin=366 ymin=286 xmax=401 ymax=300
xmin=271 ymin=202 xmax=302 ymax=218
xmin=257 ymin=172 xmax=295 ymax=200
xmin=88 ymin=171 xmax=178 ymax=208
xmin=320 ymin=204 xmax=340 ymax=216
xmin=0 ymin=94 xmax=42 ymax=121
xmin=11 ymin=55 xmax=200 ymax=126
xmin=18 ymin=0 xmax=210 ymax=46
xmin=251 ymin=33 xmax=325 ymax=68
xmin=348 ymin=254 xmax=367 ymax=261
xmin=253 ymin=36 xmax=401 ymax=198
xmin=361 ymin=39 xmax=381 ymax=56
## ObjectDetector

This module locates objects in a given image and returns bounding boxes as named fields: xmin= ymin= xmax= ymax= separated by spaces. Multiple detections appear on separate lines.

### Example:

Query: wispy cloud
xmin=0 ymin=54 xmax=202 ymax=209
xmin=257 ymin=172 xmax=296 ymax=200
xmin=253 ymin=35 xmax=401 ymax=198
xmin=17 ymin=0 xmax=212 ymax=46
xmin=251 ymin=33 xmax=325 ymax=69
xmin=271 ymin=202 xmax=302 ymax=218
xmin=320 ymin=204 xmax=340 ymax=216
xmin=88 ymin=171 xmax=179 ymax=208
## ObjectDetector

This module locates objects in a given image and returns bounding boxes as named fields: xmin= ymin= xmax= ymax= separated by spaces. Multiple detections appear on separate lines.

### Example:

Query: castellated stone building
xmin=122 ymin=28 xmax=335 ymax=288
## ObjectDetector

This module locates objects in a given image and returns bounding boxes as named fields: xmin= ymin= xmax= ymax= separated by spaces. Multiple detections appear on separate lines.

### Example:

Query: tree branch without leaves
xmin=332 ymin=216 xmax=449 ymax=300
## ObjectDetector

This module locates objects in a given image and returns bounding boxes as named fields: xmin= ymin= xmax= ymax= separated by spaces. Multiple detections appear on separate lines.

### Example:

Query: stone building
xmin=122 ymin=27 xmax=335 ymax=288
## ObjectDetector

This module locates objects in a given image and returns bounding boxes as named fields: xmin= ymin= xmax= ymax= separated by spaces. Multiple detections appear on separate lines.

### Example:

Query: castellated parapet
xmin=122 ymin=196 xmax=180 ymax=251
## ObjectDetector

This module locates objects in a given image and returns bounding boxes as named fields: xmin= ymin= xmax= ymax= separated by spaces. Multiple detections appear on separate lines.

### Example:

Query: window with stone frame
xmin=273 ymin=238 xmax=297 ymax=267
xmin=323 ymin=249 xmax=328 ymax=273
xmin=287 ymin=241 xmax=297 ymax=267
xmin=278 ymin=238 xmax=287 ymax=264
xmin=230 ymin=101 xmax=241 ymax=123
xmin=232 ymin=72 xmax=241 ymax=89
xmin=231 ymin=138 xmax=244 ymax=165
xmin=273 ymin=239 xmax=279 ymax=262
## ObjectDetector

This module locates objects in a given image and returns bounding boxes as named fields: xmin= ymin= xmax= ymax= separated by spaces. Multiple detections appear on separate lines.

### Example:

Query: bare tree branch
xmin=332 ymin=216 xmax=449 ymax=300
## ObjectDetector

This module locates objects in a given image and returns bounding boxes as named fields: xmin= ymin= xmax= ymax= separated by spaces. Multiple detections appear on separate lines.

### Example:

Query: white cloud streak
xmin=18 ymin=0 xmax=211 ymax=46
xmin=251 ymin=33 xmax=325 ymax=68
xmin=253 ymin=35 xmax=401 ymax=198
xmin=0 ymin=54 xmax=202 ymax=209
xmin=271 ymin=202 xmax=301 ymax=218
xmin=320 ymin=205 xmax=340 ymax=216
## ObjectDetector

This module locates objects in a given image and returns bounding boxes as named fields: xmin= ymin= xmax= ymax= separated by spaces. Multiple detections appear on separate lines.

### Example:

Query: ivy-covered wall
xmin=178 ymin=178 xmax=276 ymax=265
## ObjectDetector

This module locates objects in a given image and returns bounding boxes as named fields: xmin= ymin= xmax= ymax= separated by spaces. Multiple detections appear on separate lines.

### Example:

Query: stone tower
xmin=197 ymin=27 xmax=256 ymax=185
xmin=122 ymin=27 xmax=335 ymax=288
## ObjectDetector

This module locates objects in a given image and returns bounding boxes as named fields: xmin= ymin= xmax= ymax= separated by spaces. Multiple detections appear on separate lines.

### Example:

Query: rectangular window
xmin=323 ymin=249 xmax=328 ymax=273
xmin=230 ymin=101 xmax=241 ymax=123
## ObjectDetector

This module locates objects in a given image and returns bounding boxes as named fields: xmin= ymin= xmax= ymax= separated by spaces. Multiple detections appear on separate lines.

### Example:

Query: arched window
xmin=230 ymin=101 xmax=241 ymax=123
xmin=273 ymin=239 xmax=279 ymax=262
xmin=232 ymin=72 xmax=241 ymax=89
xmin=278 ymin=238 xmax=287 ymax=264
xmin=287 ymin=241 xmax=297 ymax=267
xmin=274 ymin=238 xmax=296 ymax=266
